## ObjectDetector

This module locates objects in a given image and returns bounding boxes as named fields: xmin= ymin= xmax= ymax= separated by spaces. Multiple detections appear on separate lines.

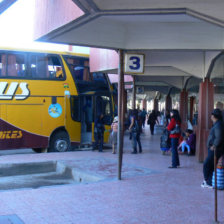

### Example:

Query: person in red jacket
xmin=167 ymin=109 xmax=181 ymax=168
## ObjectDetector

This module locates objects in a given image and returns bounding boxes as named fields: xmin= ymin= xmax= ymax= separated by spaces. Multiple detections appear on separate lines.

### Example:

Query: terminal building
xmin=1 ymin=0 xmax=224 ymax=162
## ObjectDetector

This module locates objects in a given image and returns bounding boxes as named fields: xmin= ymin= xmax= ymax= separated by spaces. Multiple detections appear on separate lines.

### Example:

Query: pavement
xmin=0 ymin=126 xmax=223 ymax=224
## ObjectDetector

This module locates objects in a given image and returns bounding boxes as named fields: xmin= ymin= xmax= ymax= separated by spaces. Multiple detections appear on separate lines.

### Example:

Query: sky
xmin=0 ymin=0 xmax=89 ymax=54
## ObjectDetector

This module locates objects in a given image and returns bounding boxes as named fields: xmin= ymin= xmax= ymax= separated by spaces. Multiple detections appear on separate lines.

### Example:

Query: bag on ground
xmin=212 ymin=156 xmax=224 ymax=190
xmin=212 ymin=168 xmax=224 ymax=190
xmin=160 ymin=129 xmax=171 ymax=151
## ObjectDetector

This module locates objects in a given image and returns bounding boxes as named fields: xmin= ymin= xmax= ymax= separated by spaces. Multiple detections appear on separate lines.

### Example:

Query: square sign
xmin=124 ymin=54 xmax=144 ymax=74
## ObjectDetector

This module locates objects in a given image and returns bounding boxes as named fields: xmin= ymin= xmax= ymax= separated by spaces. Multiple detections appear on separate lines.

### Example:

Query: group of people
xmin=93 ymin=107 xmax=224 ymax=189
xmin=161 ymin=107 xmax=224 ymax=190
xmin=201 ymin=108 xmax=224 ymax=188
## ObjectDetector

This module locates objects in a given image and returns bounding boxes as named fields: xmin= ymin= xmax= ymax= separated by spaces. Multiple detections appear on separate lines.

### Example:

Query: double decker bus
xmin=0 ymin=47 xmax=114 ymax=152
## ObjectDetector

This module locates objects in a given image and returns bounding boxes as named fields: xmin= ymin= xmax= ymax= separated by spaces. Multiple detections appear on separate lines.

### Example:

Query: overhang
xmin=0 ymin=0 xmax=17 ymax=14
xmin=35 ymin=0 xmax=224 ymax=50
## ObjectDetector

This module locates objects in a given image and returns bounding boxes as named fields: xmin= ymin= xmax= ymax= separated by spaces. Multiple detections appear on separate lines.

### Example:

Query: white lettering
xmin=0 ymin=82 xmax=30 ymax=100
xmin=15 ymin=83 xmax=30 ymax=100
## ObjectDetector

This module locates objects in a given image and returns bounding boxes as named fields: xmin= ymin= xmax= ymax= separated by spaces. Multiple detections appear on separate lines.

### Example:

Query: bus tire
xmin=49 ymin=131 xmax=71 ymax=152
xmin=32 ymin=148 xmax=48 ymax=153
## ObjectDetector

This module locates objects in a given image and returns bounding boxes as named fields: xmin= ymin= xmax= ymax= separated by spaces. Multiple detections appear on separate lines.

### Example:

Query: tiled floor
xmin=0 ymin=126 xmax=223 ymax=224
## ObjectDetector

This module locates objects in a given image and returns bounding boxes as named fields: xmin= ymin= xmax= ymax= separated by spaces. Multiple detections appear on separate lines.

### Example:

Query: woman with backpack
xmin=167 ymin=109 xmax=181 ymax=168
xmin=129 ymin=109 xmax=142 ymax=154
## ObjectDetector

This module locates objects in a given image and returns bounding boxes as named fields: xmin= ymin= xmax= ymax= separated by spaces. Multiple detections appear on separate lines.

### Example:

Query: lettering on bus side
xmin=0 ymin=82 xmax=30 ymax=100
xmin=0 ymin=130 xmax=23 ymax=139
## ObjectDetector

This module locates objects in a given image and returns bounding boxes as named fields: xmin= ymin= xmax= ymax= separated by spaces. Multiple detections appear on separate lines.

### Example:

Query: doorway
xmin=80 ymin=96 xmax=93 ymax=145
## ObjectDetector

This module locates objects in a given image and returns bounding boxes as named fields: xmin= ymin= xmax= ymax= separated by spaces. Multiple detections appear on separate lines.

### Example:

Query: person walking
xmin=129 ymin=109 xmax=142 ymax=154
xmin=201 ymin=109 xmax=224 ymax=188
xmin=93 ymin=113 xmax=105 ymax=152
xmin=140 ymin=108 xmax=147 ymax=128
xmin=167 ymin=109 xmax=181 ymax=168
xmin=147 ymin=110 xmax=158 ymax=135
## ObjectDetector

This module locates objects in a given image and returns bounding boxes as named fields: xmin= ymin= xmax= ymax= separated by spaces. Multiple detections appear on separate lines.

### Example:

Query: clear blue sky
xmin=0 ymin=0 xmax=89 ymax=54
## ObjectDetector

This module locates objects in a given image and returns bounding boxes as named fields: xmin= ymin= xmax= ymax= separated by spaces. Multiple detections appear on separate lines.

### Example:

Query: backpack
xmin=132 ymin=119 xmax=140 ymax=133
xmin=170 ymin=124 xmax=181 ymax=134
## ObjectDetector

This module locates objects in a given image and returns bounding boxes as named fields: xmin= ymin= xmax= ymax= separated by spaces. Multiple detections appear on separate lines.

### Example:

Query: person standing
xmin=93 ymin=113 xmax=105 ymax=152
xmin=147 ymin=110 xmax=158 ymax=135
xmin=167 ymin=109 xmax=181 ymax=168
xmin=111 ymin=116 xmax=118 ymax=154
xmin=129 ymin=109 xmax=142 ymax=154
xmin=201 ymin=109 xmax=224 ymax=188
xmin=140 ymin=108 xmax=147 ymax=128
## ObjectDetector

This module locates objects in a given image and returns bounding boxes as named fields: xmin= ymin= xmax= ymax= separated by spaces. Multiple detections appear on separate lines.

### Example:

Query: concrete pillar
xmin=154 ymin=99 xmax=158 ymax=112
xmin=132 ymin=87 xmax=136 ymax=109
xmin=189 ymin=96 xmax=196 ymax=123
xmin=216 ymin=101 xmax=224 ymax=110
xmin=132 ymin=77 xmax=136 ymax=109
xmin=124 ymin=90 xmax=127 ymax=115
xmin=165 ymin=95 xmax=172 ymax=112
xmin=142 ymin=99 xmax=147 ymax=111
xmin=179 ymin=89 xmax=188 ymax=131
xmin=196 ymin=78 xmax=214 ymax=162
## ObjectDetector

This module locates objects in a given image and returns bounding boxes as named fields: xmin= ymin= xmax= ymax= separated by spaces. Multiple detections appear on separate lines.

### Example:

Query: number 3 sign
xmin=124 ymin=54 xmax=144 ymax=74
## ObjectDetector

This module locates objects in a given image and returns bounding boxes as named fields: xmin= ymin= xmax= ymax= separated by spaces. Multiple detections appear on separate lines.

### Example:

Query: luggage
xmin=212 ymin=168 xmax=224 ymax=190
xmin=212 ymin=156 xmax=224 ymax=190
xmin=160 ymin=129 xmax=171 ymax=152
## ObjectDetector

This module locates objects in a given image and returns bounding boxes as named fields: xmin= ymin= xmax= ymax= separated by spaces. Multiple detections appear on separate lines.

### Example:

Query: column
xmin=196 ymin=78 xmax=214 ymax=162
xmin=123 ymin=90 xmax=127 ymax=115
xmin=132 ymin=77 xmax=136 ymax=109
xmin=154 ymin=99 xmax=158 ymax=112
xmin=165 ymin=94 xmax=172 ymax=112
xmin=142 ymin=99 xmax=147 ymax=111
xmin=179 ymin=89 xmax=188 ymax=131
xmin=189 ymin=96 xmax=195 ymax=123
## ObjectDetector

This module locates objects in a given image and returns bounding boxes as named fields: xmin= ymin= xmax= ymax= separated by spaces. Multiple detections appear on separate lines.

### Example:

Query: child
xmin=111 ymin=116 xmax=118 ymax=154
xmin=178 ymin=129 xmax=195 ymax=155
xmin=178 ymin=136 xmax=189 ymax=154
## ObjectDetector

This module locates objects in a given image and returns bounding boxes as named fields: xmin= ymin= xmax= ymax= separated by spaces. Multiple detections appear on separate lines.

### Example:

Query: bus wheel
xmin=49 ymin=131 xmax=71 ymax=152
xmin=32 ymin=148 xmax=48 ymax=153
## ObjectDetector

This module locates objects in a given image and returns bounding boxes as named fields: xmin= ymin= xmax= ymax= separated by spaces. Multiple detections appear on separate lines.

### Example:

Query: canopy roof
xmin=34 ymin=0 xmax=224 ymax=98
xmin=36 ymin=0 xmax=224 ymax=51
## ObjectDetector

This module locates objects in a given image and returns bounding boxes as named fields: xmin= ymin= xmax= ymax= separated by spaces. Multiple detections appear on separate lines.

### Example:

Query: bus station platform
xmin=0 ymin=127 xmax=223 ymax=224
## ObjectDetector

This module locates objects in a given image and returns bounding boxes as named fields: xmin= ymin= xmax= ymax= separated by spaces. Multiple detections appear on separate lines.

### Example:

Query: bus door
xmin=94 ymin=95 xmax=113 ymax=143
xmin=80 ymin=95 xmax=93 ymax=145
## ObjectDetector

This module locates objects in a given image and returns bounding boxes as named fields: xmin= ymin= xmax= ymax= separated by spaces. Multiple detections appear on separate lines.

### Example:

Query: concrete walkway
xmin=0 ymin=126 xmax=223 ymax=224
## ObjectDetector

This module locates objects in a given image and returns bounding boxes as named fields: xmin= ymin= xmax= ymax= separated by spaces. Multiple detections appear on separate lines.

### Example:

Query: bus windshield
xmin=63 ymin=55 xmax=109 ymax=93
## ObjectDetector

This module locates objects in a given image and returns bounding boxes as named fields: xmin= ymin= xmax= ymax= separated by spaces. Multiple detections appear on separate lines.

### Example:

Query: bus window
xmin=48 ymin=57 xmax=64 ymax=79
xmin=0 ymin=52 xmax=26 ymax=77
xmin=92 ymin=72 xmax=107 ymax=84
xmin=29 ymin=53 xmax=63 ymax=79
xmin=70 ymin=96 xmax=80 ymax=121
xmin=64 ymin=56 xmax=92 ymax=82
xmin=0 ymin=54 xmax=6 ymax=76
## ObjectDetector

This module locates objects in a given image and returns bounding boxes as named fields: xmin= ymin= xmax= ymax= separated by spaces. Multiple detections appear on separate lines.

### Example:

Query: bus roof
xmin=0 ymin=46 xmax=89 ymax=58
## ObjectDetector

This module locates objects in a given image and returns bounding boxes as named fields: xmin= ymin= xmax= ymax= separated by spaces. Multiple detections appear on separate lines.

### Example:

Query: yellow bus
xmin=0 ymin=47 xmax=114 ymax=152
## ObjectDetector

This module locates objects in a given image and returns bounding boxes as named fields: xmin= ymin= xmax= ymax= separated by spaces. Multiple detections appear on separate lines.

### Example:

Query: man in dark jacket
xmin=147 ymin=110 xmax=158 ymax=135
xmin=201 ymin=109 xmax=224 ymax=188
xmin=93 ymin=113 xmax=105 ymax=152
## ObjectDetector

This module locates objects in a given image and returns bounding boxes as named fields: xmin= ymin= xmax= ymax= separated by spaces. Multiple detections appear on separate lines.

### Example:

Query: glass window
xmin=0 ymin=53 xmax=26 ymax=77
xmin=92 ymin=73 xmax=106 ymax=84
xmin=64 ymin=56 xmax=92 ymax=81
xmin=29 ymin=54 xmax=63 ymax=79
